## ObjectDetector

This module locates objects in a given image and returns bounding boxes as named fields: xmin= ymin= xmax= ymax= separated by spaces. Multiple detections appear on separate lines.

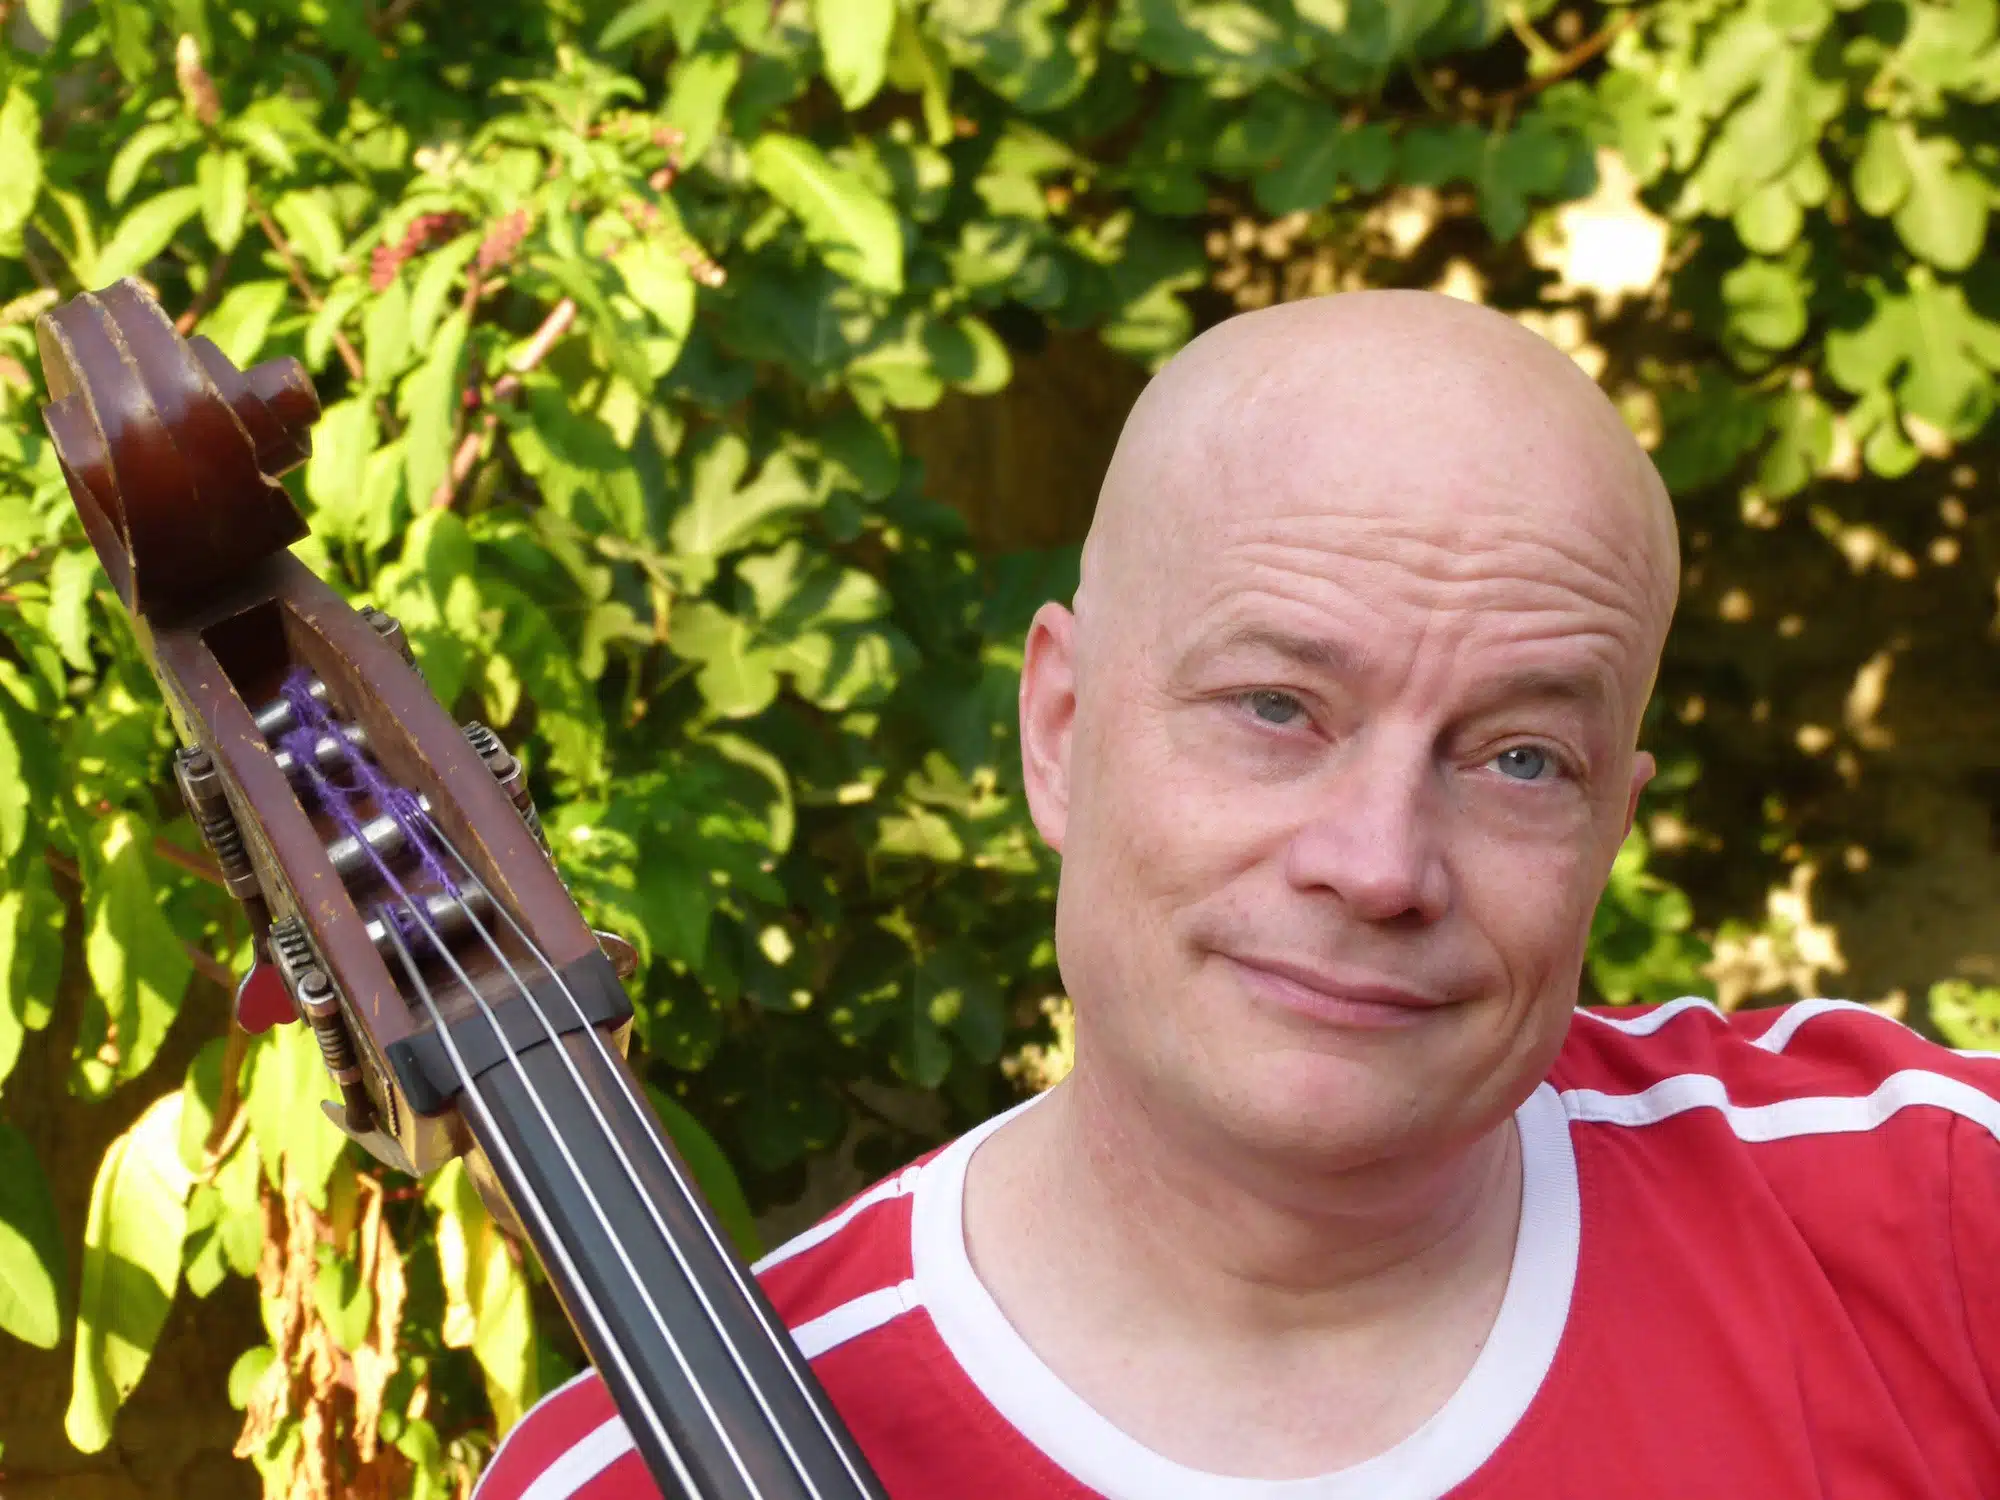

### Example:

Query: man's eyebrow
xmin=1196 ymin=630 xmax=1616 ymax=710
xmin=1207 ymin=626 xmax=1355 ymax=674
xmin=1463 ymin=666 xmax=1613 ymax=714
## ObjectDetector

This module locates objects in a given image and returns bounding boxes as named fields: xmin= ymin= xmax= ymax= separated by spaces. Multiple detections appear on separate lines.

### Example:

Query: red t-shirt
xmin=472 ymin=999 xmax=2000 ymax=1498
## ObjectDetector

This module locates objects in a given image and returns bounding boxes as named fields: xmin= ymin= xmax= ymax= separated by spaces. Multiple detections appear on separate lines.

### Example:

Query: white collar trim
xmin=909 ymin=1084 xmax=1580 ymax=1500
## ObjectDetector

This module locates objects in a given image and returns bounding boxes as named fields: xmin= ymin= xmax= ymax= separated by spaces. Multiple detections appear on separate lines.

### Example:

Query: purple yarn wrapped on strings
xmin=278 ymin=669 xmax=457 ymax=936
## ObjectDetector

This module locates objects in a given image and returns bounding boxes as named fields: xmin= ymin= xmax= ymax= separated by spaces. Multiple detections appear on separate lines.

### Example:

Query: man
xmin=476 ymin=291 xmax=2000 ymax=1497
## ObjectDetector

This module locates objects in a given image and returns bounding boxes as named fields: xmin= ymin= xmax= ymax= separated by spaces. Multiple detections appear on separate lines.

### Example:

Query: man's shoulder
xmin=751 ymin=1148 xmax=936 ymax=1332
xmin=1555 ymin=996 xmax=2000 ymax=1142
xmin=468 ymin=1145 xmax=955 ymax=1499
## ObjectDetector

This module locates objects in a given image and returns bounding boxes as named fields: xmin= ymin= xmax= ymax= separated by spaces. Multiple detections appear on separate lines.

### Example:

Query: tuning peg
xmin=234 ymin=961 xmax=299 ymax=1033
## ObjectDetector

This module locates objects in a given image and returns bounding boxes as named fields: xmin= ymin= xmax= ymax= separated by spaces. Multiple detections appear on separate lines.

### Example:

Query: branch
xmin=252 ymin=194 xmax=365 ymax=383
xmin=430 ymin=296 xmax=577 ymax=510
xmin=152 ymin=835 xmax=227 ymax=889
xmin=1482 ymin=11 xmax=1636 ymax=112
xmin=174 ymin=247 xmax=236 ymax=336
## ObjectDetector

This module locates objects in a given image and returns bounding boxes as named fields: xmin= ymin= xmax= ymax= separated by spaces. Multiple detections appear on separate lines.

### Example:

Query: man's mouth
xmin=1220 ymin=952 xmax=1453 ymax=1029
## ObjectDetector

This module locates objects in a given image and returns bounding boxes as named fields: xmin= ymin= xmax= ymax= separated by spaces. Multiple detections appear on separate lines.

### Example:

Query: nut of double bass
xmin=173 ymin=747 xmax=262 ymax=901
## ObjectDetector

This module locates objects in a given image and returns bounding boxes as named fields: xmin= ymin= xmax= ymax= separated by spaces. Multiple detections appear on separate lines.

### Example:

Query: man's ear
xmin=1622 ymin=750 xmax=1656 ymax=842
xmin=1019 ymin=601 xmax=1079 ymax=853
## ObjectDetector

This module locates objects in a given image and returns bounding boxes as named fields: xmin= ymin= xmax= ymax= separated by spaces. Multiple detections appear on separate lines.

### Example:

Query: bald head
xmin=1013 ymin=290 xmax=1684 ymax=1177
xmin=1075 ymin=291 xmax=1679 ymax=710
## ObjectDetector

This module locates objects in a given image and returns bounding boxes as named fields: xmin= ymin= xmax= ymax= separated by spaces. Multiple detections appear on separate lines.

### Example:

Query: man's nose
xmin=1281 ymin=738 xmax=1451 ymax=926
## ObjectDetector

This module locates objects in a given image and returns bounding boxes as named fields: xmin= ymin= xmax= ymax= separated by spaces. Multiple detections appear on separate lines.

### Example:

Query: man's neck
xmin=959 ymin=1059 xmax=1526 ymax=1479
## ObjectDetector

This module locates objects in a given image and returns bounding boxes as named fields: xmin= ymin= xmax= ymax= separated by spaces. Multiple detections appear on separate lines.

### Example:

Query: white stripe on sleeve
xmin=1562 ymin=1067 xmax=2000 ymax=1143
xmin=793 ymin=1280 xmax=921 ymax=1360
xmin=753 ymin=1166 xmax=924 ymax=1275
xmin=516 ymin=1416 xmax=636 ymax=1500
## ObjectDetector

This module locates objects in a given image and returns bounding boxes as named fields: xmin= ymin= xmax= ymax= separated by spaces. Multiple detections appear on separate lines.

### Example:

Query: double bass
xmin=34 ymin=278 xmax=890 ymax=1500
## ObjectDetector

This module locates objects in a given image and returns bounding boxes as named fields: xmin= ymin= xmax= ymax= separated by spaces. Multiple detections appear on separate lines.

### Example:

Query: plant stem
xmin=431 ymin=296 xmax=578 ymax=509
xmin=252 ymin=194 xmax=366 ymax=383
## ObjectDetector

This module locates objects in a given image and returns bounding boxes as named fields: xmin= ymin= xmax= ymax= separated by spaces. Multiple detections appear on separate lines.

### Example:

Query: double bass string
xmin=377 ymin=915 xmax=706 ymax=1500
xmin=277 ymin=675 xmax=770 ymax=1499
xmin=402 ymin=805 xmax=866 ymax=1500
xmin=400 ymin=812 xmax=876 ymax=1500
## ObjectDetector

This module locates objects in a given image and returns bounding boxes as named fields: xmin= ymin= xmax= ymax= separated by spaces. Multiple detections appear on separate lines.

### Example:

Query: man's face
xmin=1021 ymin=338 xmax=1665 ymax=1174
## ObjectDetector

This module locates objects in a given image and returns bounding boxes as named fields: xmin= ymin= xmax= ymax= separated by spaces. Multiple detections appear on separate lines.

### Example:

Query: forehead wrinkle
xmin=1209 ymin=523 xmax=1658 ymax=637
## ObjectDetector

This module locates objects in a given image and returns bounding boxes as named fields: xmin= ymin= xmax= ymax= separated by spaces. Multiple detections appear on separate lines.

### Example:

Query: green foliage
xmin=1930 ymin=979 xmax=2000 ymax=1053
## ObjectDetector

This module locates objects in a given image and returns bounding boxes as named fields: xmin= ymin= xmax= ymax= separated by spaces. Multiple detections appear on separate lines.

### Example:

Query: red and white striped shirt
xmin=473 ymin=999 xmax=2000 ymax=1498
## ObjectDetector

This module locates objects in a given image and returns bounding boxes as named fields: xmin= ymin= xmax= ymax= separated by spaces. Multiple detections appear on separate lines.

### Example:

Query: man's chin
xmin=1170 ymin=1047 xmax=1476 ymax=1167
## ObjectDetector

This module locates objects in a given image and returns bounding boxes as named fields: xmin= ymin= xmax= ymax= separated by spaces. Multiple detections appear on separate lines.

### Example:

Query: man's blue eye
xmin=1493 ymin=746 xmax=1550 ymax=781
xmin=1246 ymin=691 xmax=1303 ymax=725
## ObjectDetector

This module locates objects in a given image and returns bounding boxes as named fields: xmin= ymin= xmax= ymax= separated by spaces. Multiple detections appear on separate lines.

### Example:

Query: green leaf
xmin=602 ymin=0 xmax=714 ymax=51
xmin=1894 ymin=131 xmax=1988 ymax=272
xmin=750 ymin=134 xmax=906 ymax=293
xmin=81 ymin=814 xmax=193 ymax=1091
xmin=244 ymin=1023 xmax=344 ymax=1211
xmin=408 ymin=232 xmax=482 ymax=350
xmin=665 ymin=48 xmax=743 ymax=164
xmin=1119 ymin=0 xmax=1311 ymax=96
xmin=1731 ymin=178 xmax=1803 ymax=254
xmin=399 ymin=308 xmax=470 ymax=510
xmin=669 ymin=435 xmax=820 ymax=566
xmin=105 ymin=120 xmax=189 ymax=209
xmin=306 ymin=282 xmax=367 ymax=372
xmin=197 ymin=150 xmax=249 ymax=253
xmin=94 ymin=185 xmax=204 ymax=284
xmin=271 ymin=191 xmax=345 ymax=279
xmin=614 ymin=239 xmax=697 ymax=355
xmin=1757 ymin=389 xmax=1833 ymax=498
xmin=1251 ymin=111 xmax=1348 ymax=213
xmin=671 ymin=601 xmax=781 ymax=717
xmin=0 ymin=1122 xmax=63 ymax=1348
xmin=47 ymin=546 xmax=99 ymax=672
xmin=364 ymin=275 xmax=414 ymax=388
xmin=1852 ymin=118 xmax=1910 ymax=218
xmin=926 ymin=314 xmax=1013 ymax=394
xmin=315 ymin=1246 xmax=373 ymax=1352
xmin=305 ymin=397 xmax=383 ymax=542
xmin=928 ymin=0 xmax=1095 ymax=111
xmin=0 ymin=861 xmax=62 ymax=1089
xmin=197 ymin=279 xmax=289 ymax=369
xmin=643 ymin=1085 xmax=763 ymax=1259
xmin=1722 ymin=259 xmax=1808 ymax=351
xmin=426 ymin=1159 xmax=538 ymax=1430
xmin=103 ymin=0 xmax=156 ymax=82
xmin=813 ymin=0 xmax=895 ymax=108
xmin=1931 ymin=979 xmax=2000 ymax=1054
xmin=23 ymin=0 xmax=63 ymax=41
xmin=227 ymin=1345 xmax=274 ymax=1409
xmin=1899 ymin=273 xmax=2000 ymax=434
xmin=65 ymin=1092 xmax=194 ymax=1453
xmin=888 ymin=7 xmax=955 ymax=144
xmin=0 ymin=691 xmax=57 ymax=872
xmin=0 ymin=89 xmax=44 ymax=242
xmin=177 ymin=1038 xmax=226 ymax=1177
